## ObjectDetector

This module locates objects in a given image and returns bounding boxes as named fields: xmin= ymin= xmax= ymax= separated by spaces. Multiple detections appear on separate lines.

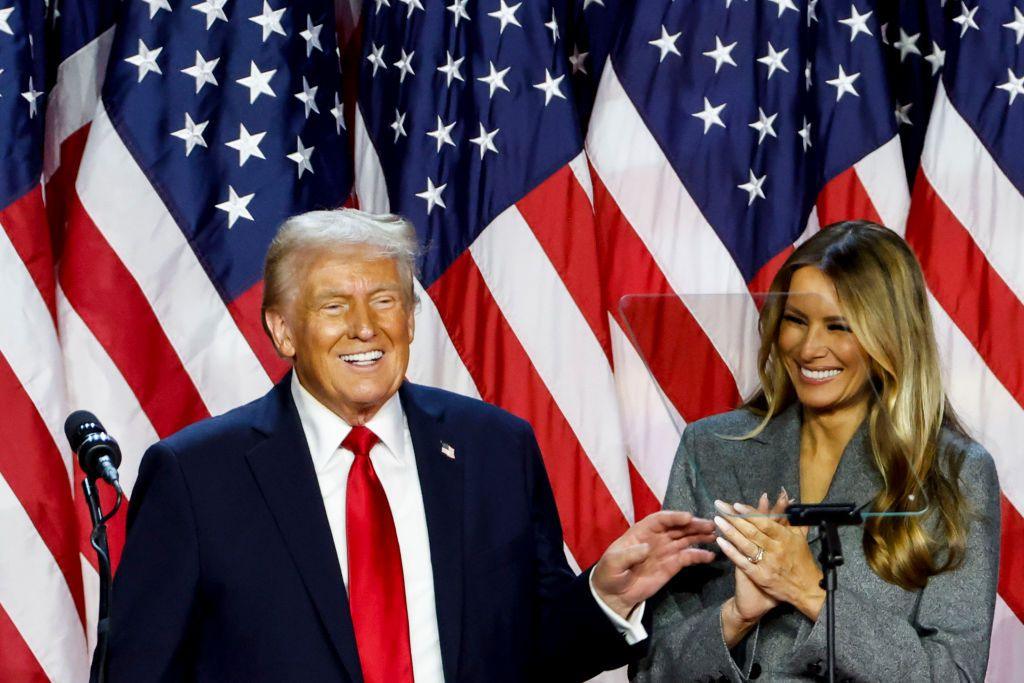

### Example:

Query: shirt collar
xmin=290 ymin=373 xmax=408 ymax=474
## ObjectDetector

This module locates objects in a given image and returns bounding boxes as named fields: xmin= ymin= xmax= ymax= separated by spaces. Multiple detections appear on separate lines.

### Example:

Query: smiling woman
xmin=632 ymin=221 xmax=1002 ymax=682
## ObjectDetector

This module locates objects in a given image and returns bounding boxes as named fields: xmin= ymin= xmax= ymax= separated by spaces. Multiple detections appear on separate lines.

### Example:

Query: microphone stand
xmin=82 ymin=476 xmax=122 ymax=683
xmin=785 ymin=503 xmax=863 ymax=683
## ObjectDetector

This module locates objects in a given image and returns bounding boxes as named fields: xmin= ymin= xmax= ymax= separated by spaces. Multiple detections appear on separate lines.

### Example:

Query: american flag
xmin=0 ymin=0 xmax=1021 ymax=681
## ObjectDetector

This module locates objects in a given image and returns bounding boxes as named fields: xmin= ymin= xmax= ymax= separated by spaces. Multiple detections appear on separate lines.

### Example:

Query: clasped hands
xmin=713 ymin=491 xmax=826 ymax=644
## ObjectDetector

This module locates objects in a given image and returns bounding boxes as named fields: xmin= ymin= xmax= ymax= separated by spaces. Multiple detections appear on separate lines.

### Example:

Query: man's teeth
xmin=341 ymin=350 xmax=384 ymax=363
xmin=801 ymin=367 xmax=841 ymax=380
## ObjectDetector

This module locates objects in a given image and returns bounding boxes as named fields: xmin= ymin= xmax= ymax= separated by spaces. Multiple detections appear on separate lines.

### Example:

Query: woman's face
xmin=777 ymin=266 xmax=872 ymax=415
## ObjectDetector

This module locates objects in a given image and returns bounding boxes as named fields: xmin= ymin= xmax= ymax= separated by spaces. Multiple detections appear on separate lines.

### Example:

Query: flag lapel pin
xmin=441 ymin=441 xmax=456 ymax=460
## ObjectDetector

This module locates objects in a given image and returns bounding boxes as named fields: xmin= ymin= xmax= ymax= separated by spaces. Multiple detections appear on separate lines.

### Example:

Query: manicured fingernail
xmin=713 ymin=515 xmax=732 ymax=531
xmin=780 ymin=486 xmax=789 ymax=500
xmin=734 ymin=502 xmax=754 ymax=512
xmin=759 ymin=492 xmax=769 ymax=506
xmin=713 ymin=499 xmax=732 ymax=513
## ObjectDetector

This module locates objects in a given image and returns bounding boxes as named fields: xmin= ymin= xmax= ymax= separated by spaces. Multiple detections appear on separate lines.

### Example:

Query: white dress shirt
xmin=291 ymin=375 xmax=646 ymax=683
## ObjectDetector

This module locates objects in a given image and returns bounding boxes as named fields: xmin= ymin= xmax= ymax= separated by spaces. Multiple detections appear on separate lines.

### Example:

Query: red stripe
xmin=748 ymin=244 xmax=793 ymax=296
xmin=999 ymin=495 xmax=1024 ymax=623
xmin=0 ymin=186 xmax=57 ymax=321
xmin=905 ymin=171 xmax=1024 ymax=410
xmin=227 ymin=280 xmax=290 ymax=383
xmin=0 ymin=352 xmax=86 ymax=625
xmin=815 ymin=167 xmax=883 ymax=227
xmin=590 ymin=166 xmax=741 ymax=422
xmin=0 ymin=605 xmax=48 ymax=683
xmin=428 ymin=251 xmax=628 ymax=567
xmin=60 ymin=196 xmax=211 ymax=438
xmin=628 ymin=461 xmax=662 ymax=520
xmin=45 ymin=125 xmax=91 ymax=257
xmin=515 ymin=165 xmax=614 ymax=363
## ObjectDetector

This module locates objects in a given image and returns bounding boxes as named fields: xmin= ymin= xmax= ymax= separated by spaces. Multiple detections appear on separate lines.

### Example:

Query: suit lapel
xmin=243 ymin=378 xmax=363 ymax=683
xmin=400 ymin=383 xmax=464 ymax=683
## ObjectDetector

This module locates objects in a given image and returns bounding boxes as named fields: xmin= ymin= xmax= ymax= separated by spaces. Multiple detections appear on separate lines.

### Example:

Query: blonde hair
xmin=745 ymin=221 xmax=968 ymax=590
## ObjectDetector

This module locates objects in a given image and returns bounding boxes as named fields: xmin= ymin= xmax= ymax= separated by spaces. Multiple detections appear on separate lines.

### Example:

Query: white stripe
xmin=407 ymin=279 xmax=481 ymax=399
xmin=921 ymin=83 xmax=1024 ymax=305
xmin=568 ymin=151 xmax=594 ymax=208
xmin=58 ymin=287 xmax=158 ymax=497
xmin=586 ymin=64 xmax=760 ymax=399
xmin=929 ymin=297 xmax=1024 ymax=516
xmin=470 ymin=206 xmax=634 ymax=521
xmin=81 ymin=556 xmax=99 ymax=658
xmin=353 ymin=107 xmax=390 ymax=213
xmin=0 ymin=223 xmax=72 ymax=485
xmin=75 ymin=105 xmax=272 ymax=416
xmin=0 ymin=474 xmax=89 ymax=683
xmin=851 ymin=135 xmax=909 ymax=234
xmin=609 ymin=317 xmax=684 ymax=502
xmin=43 ymin=28 xmax=115 ymax=179
xmin=987 ymin=595 xmax=1024 ymax=682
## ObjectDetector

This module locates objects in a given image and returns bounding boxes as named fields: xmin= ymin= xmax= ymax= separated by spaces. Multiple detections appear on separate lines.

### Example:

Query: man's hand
xmin=591 ymin=510 xmax=716 ymax=619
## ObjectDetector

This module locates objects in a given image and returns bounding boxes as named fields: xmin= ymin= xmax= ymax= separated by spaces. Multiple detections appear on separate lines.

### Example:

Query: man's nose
xmin=346 ymin=304 xmax=375 ymax=340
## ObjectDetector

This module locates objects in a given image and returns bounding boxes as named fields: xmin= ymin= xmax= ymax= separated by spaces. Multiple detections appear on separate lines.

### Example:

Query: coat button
xmin=748 ymin=662 xmax=762 ymax=679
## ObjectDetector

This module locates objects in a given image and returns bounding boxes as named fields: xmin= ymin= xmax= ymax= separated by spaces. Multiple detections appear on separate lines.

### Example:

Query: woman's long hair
xmin=743 ymin=221 xmax=969 ymax=590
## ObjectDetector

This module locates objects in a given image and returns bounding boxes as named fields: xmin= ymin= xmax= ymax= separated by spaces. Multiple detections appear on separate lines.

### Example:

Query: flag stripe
xmin=1000 ymin=495 xmax=1024 ymax=623
xmin=815 ymin=167 xmax=884 ymax=228
xmin=851 ymin=136 xmax=910 ymax=233
xmin=470 ymin=206 xmax=634 ymax=521
xmin=0 ymin=604 xmax=47 ymax=683
xmin=406 ymin=279 xmax=481 ymax=399
xmin=428 ymin=252 xmax=628 ymax=567
xmin=0 ymin=188 xmax=57 ymax=320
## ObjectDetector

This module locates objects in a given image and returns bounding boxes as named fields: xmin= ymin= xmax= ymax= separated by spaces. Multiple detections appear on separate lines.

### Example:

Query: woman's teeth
xmin=801 ymin=366 xmax=841 ymax=380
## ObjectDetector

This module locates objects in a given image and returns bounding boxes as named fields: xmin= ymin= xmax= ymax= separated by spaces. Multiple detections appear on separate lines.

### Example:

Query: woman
xmin=632 ymin=221 xmax=1000 ymax=682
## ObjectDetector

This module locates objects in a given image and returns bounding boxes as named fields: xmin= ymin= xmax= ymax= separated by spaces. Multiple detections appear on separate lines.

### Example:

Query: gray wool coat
xmin=631 ymin=405 xmax=1001 ymax=682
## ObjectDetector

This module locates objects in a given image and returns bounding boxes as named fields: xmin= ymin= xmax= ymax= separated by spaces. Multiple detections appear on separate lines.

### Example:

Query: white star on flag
xmin=470 ymin=123 xmax=500 ymax=159
xmin=757 ymin=42 xmax=790 ymax=79
xmin=181 ymin=51 xmax=219 ymax=93
xmin=416 ymin=178 xmax=447 ymax=213
xmin=141 ymin=0 xmax=172 ymax=20
xmin=427 ymin=116 xmax=457 ymax=151
xmin=533 ymin=69 xmax=566 ymax=105
xmin=0 ymin=6 xmax=15 ymax=35
xmin=826 ymin=65 xmax=860 ymax=101
xmin=124 ymin=39 xmax=163 ymax=83
xmin=300 ymin=16 xmax=323 ymax=57
xmin=692 ymin=97 xmax=726 ymax=134
xmin=805 ymin=60 xmax=813 ymax=90
xmin=488 ymin=0 xmax=522 ymax=35
xmin=367 ymin=43 xmax=388 ymax=77
xmin=1004 ymin=7 xmax=1024 ymax=45
xmin=236 ymin=61 xmax=276 ymax=103
xmin=437 ymin=51 xmax=465 ymax=86
xmin=225 ymin=124 xmax=267 ymax=166
xmin=583 ymin=0 xmax=604 ymax=8
xmin=650 ymin=25 xmax=682 ymax=62
xmin=400 ymin=0 xmax=424 ymax=19
xmin=331 ymin=93 xmax=345 ymax=133
xmin=294 ymin=76 xmax=319 ymax=118
xmin=249 ymin=1 xmax=286 ymax=42
xmin=191 ymin=0 xmax=228 ymax=30
xmin=953 ymin=2 xmax=980 ymax=37
xmin=924 ymin=42 xmax=945 ymax=75
xmin=391 ymin=109 xmax=407 ymax=142
xmin=749 ymin=108 xmax=778 ymax=144
xmin=703 ymin=36 xmax=738 ymax=73
xmin=544 ymin=9 xmax=559 ymax=44
xmin=569 ymin=45 xmax=589 ymax=75
xmin=216 ymin=186 xmax=255 ymax=228
xmin=838 ymin=5 xmax=873 ymax=42
xmin=447 ymin=0 xmax=470 ymax=26
xmin=798 ymin=117 xmax=812 ymax=151
xmin=996 ymin=69 xmax=1024 ymax=105
xmin=373 ymin=0 xmax=390 ymax=14
xmin=170 ymin=112 xmax=209 ymax=156
xmin=21 ymin=77 xmax=43 ymax=118
xmin=767 ymin=0 xmax=797 ymax=18
xmin=894 ymin=102 xmax=913 ymax=126
xmin=807 ymin=0 xmax=819 ymax=25
xmin=738 ymin=169 xmax=767 ymax=205
xmin=286 ymin=136 xmax=315 ymax=178
xmin=893 ymin=29 xmax=921 ymax=62
xmin=477 ymin=61 xmax=511 ymax=98
xmin=394 ymin=48 xmax=416 ymax=83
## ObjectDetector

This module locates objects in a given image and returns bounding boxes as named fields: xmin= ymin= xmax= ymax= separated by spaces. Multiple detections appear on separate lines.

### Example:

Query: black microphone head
xmin=65 ymin=410 xmax=105 ymax=452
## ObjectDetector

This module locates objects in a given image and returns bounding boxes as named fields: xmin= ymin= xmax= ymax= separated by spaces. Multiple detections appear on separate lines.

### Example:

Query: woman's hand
xmin=714 ymin=495 xmax=826 ymax=622
xmin=716 ymin=492 xmax=787 ymax=646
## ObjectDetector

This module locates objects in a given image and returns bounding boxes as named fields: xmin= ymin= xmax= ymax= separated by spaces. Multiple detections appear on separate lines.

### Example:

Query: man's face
xmin=267 ymin=245 xmax=415 ymax=425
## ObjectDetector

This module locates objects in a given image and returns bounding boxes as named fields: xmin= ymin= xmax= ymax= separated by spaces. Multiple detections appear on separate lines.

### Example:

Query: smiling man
xmin=104 ymin=209 xmax=717 ymax=683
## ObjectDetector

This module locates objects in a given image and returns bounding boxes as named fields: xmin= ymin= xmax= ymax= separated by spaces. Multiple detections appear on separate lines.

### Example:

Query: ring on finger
xmin=745 ymin=544 xmax=765 ymax=565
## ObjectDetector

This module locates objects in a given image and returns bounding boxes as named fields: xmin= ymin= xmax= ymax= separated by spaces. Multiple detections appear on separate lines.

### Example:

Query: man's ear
xmin=265 ymin=308 xmax=297 ymax=359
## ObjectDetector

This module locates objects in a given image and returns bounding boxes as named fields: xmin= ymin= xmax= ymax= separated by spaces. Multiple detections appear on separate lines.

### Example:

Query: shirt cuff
xmin=588 ymin=571 xmax=649 ymax=645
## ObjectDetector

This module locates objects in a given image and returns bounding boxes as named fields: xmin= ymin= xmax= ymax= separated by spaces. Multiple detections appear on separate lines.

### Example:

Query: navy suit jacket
xmin=105 ymin=376 xmax=635 ymax=682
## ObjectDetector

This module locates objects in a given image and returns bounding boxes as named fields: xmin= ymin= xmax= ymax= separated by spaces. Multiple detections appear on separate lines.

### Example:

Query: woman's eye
xmin=828 ymin=324 xmax=852 ymax=332
xmin=782 ymin=314 xmax=806 ymax=325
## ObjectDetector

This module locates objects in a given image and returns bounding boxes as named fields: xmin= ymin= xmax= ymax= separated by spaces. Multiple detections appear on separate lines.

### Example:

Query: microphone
xmin=64 ymin=411 xmax=123 ymax=493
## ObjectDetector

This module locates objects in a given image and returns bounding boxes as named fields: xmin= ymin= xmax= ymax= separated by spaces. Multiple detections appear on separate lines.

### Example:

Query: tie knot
xmin=343 ymin=425 xmax=379 ymax=458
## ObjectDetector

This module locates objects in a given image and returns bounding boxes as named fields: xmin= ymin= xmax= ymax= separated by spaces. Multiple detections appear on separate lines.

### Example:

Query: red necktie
xmin=343 ymin=426 xmax=414 ymax=683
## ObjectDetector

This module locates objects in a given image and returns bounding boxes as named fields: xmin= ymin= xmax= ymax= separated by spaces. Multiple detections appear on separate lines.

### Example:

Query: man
xmin=105 ymin=209 xmax=716 ymax=682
